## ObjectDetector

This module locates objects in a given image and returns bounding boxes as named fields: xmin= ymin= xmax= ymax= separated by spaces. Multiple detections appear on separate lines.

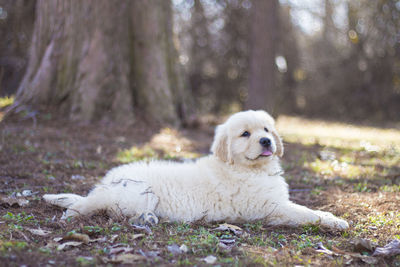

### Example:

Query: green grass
xmin=116 ymin=145 xmax=158 ymax=163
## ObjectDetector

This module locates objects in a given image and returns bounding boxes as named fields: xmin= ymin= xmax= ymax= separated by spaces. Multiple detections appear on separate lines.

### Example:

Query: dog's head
xmin=211 ymin=110 xmax=283 ymax=167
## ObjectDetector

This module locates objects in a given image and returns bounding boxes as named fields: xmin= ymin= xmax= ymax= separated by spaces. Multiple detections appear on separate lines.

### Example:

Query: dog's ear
xmin=211 ymin=125 xmax=233 ymax=164
xmin=271 ymin=130 xmax=284 ymax=158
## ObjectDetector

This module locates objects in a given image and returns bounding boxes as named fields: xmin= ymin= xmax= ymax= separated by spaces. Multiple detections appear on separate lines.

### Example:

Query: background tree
xmin=0 ymin=0 xmax=35 ymax=96
xmin=2 ymin=0 xmax=399 ymax=124
xmin=297 ymin=0 xmax=400 ymax=121
xmin=10 ymin=0 xmax=189 ymax=124
xmin=246 ymin=0 xmax=279 ymax=114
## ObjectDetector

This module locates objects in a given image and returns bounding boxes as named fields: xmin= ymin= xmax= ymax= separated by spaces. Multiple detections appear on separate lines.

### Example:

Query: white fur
xmin=43 ymin=110 xmax=349 ymax=230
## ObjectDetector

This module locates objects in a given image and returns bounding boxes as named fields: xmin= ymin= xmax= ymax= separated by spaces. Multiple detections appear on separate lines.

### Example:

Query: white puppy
xmin=44 ymin=110 xmax=348 ymax=230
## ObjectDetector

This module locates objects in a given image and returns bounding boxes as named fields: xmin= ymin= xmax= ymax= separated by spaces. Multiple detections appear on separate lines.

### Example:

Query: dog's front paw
xmin=323 ymin=216 xmax=349 ymax=230
xmin=315 ymin=210 xmax=349 ymax=230
xmin=137 ymin=211 xmax=159 ymax=226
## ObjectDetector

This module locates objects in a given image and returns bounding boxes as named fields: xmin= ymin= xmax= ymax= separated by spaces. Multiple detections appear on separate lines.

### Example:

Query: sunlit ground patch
xmin=0 ymin=95 xmax=15 ymax=122
xmin=305 ymin=158 xmax=376 ymax=180
xmin=0 ymin=95 xmax=14 ymax=108
xmin=115 ymin=127 xmax=201 ymax=163
xmin=278 ymin=116 xmax=400 ymax=193
xmin=277 ymin=116 xmax=400 ymax=151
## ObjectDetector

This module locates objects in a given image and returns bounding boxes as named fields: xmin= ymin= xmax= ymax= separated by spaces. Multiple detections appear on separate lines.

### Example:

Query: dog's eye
xmin=264 ymin=127 xmax=269 ymax=132
xmin=241 ymin=131 xmax=251 ymax=137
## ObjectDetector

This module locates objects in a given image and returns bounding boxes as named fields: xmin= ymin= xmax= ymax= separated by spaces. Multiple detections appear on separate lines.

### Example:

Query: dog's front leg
xmin=267 ymin=201 xmax=349 ymax=230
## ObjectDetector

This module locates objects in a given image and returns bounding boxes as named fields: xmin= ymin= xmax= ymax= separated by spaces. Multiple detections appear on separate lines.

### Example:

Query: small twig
xmin=15 ymin=229 xmax=30 ymax=242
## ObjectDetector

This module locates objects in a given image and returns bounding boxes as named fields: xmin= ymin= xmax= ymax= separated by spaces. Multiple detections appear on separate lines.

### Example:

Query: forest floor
xmin=0 ymin=110 xmax=400 ymax=266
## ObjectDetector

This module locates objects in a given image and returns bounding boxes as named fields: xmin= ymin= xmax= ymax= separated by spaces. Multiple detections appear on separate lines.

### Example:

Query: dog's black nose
xmin=259 ymin=137 xmax=271 ymax=147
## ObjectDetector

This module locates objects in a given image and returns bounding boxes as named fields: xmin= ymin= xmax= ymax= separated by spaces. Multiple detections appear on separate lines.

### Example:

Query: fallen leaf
xmin=0 ymin=196 xmax=29 ymax=207
xmin=167 ymin=244 xmax=182 ymax=255
xmin=109 ymin=234 xmax=118 ymax=243
xmin=71 ymin=175 xmax=86 ymax=180
xmin=132 ymin=233 xmax=145 ymax=240
xmin=27 ymin=228 xmax=52 ymax=236
xmin=89 ymin=237 xmax=107 ymax=243
xmin=372 ymin=239 xmax=400 ymax=257
xmin=353 ymin=238 xmax=376 ymax=253
xmin=203 ymin=255 xmax=217 ymax=264
xmin=57 ymin=241 xmax=83 ymax=250
xmin=138 ymin=249 xmax=160 ymax=259
xmin=131 ymin=224 xmax=152 ymax=235
xmin=315 ymin=242 xmax=337 ymax=256
xmin=15 ymin=229 xmax=30 ymax=241
xmin=179 ymin=244 xmax=188 ymax=253
xmin=213 ymin=223 xmax=243 ymax=236
xmin=109 ymin=246 xmax=134 ymax=255
xmin=53 ymin=237 xmax=63 ymax=242
xmin=63 ymin=233 xmax=90 ymax=244
xmin=328 ymin=244 xmax=380 ymax=264
xmin=220 ymin=238 xmax=235 ymax=245
xmin=360 ymin=256 xmax=379 ymax=264
xmin=45 ymin=242 xmax=58 ymax=249
xmin=21 ymin=190 xmax=36 ymax=197
xmin=218 ymin=242 xmax=233 ymax=251
xmin=108 ymin=254 xmax=145 ymax=264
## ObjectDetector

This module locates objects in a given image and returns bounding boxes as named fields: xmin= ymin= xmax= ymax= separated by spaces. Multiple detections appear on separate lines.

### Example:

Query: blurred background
xmin=0 ymin=0 xmax=399 ymax=125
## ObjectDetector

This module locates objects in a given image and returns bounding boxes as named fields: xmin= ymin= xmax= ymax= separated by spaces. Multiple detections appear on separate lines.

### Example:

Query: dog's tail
xmin=43 ymin=193 xmax=84 ymax=208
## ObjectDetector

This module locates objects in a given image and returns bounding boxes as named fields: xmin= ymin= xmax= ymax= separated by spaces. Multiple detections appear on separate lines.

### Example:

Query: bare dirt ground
xmin=0 ymin=113 xmax=399 ymax=266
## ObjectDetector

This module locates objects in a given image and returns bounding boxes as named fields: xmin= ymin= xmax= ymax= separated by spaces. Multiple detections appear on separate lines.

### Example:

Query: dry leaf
xmin=109 ymin=234 xmax=118 ymax=243
xmin=0 ymin=196 xmax=29 ymax=207
xmin=27 ymin=228 xmax=52 ymax=236
xmin=353 ymin=238 xmax=376 ymax=253
xmin=89 ymin=237 xmax=107 ymax=243
xmin=213 ymin=223 xmax=243 ymax=235
xmin=63 ymin=233 xmax=90 ymax=244
xmin=315 ymin=242 xmax=336 ymax=256
xmin=179 ymin=244 xmax=188 ymax=253
xmin=44 ymin=242 xmax=58 ymax=249
xmin=360 ymin=256 xmax=379 ymax=264
xmin=138 ymin=249 xmax=160 ymax=259
xmin=373 ymin=239 xmax=400 ymax=257
xmin=108 ymin=254 xmax=145 ymax=264
xmin=203 ymin=255 xmax=217 ymax=264
xmin=131 ymin=224 xmax=152 ymax=235
xmin=220 ymin=238 xmax=235 ymax=245
xmin=109 ymin=246 xmax=134 ymax=255
xmin=21 ymin=190 xmax=38 ymax=197
xmin=132 ymin=233 xmax=145 ymax=240
xmin=57 ymin=241 xmax=83 ymax=250
xmin=167 ymin=244 xmax=182 ymax=255
xmin=53 ymin=237 xmax=63 ymax=242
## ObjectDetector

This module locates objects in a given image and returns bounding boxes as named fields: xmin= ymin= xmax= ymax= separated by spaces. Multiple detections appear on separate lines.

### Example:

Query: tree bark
xmin=0 ymin=0 xmax=36 ymax=96
xmin=12 ymin=0 xmax=186 ymax=124
xmin=246 ymin=0 xmax=279 ymax=114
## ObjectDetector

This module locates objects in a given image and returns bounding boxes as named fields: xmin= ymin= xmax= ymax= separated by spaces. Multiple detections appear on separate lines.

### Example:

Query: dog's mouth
xmin=260 ymin=149 xmax=273 ymax=157
xmin=246 ymin=149 xmax=273 ymax=161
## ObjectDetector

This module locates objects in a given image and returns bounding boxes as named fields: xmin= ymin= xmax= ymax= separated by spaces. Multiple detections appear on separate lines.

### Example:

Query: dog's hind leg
xmin=43 ymin=193 xmax=84 ymax=208
xmin=44 ymin=193 xmax=103 ymax=219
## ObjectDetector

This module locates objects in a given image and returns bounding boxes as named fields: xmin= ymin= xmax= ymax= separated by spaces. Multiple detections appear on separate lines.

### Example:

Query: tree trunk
xmin=0 ymin=0 xmax=36 ymax=96
xmin=12 ymin=0 xmax=186 ymax=124
xmin=246 ymin=0 xmax=279 ymax=114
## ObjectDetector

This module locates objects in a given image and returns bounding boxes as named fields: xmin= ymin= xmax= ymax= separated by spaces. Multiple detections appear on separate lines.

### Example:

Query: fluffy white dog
xmin=44 ymin=110 xmax=349 ymax=230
